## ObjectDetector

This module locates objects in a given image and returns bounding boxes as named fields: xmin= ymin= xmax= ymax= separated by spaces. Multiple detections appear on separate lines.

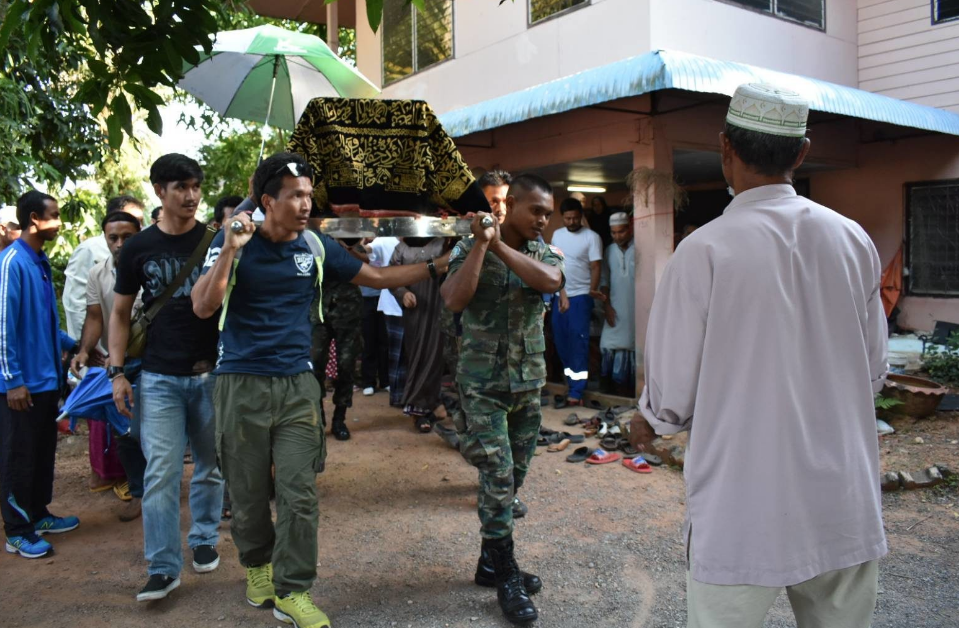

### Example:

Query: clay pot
xmin=879 ymin=374 xmax=949 ymax=419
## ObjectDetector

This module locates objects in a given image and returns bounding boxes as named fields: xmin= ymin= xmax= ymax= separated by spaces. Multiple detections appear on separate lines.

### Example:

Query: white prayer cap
xmin=0 ymin=206 xmax=17 ymax=226
xmin=726 ymin=83 xmax=809 ymax=138
xmin=609 ymin=212 xmax=629 ymax=227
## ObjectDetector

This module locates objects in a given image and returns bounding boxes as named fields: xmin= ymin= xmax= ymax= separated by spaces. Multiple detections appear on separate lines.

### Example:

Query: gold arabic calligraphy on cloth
xmin=287 ymin=98 xmax=477 ymax=212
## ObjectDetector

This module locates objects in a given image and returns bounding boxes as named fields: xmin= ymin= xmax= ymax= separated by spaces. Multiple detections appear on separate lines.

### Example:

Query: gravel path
xmin=2 ymin=395 xmax=956 ymax=627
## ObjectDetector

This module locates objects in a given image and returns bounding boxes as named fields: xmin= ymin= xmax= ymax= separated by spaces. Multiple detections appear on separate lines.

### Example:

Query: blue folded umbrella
xmin=57 ymin=367 xmax=132 ymax=435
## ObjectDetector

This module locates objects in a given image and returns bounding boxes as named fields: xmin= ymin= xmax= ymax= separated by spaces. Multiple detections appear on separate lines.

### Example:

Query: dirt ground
xmin=2 ymin=395 xmax=957 ymax=628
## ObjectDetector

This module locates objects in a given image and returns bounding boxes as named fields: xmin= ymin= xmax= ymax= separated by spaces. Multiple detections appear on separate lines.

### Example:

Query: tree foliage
xmin=198 ymin=126 xmax=286 ymax=203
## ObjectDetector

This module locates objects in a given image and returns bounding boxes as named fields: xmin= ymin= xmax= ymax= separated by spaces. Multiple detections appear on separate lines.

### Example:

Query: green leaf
xmin=409 ymin=0 xmax=425 ymax=10
xmin=366 ymin=0 xmax=384 ymax=33
xmin=105 ymin=112 xmax=122 ymax=150
xmin=110 ymin=93 xmax=133 ymax=136
xmin=125 ymin=83 xmax=164 ymax=107
xmin=146 ymin=104 xmax=163 ymax=136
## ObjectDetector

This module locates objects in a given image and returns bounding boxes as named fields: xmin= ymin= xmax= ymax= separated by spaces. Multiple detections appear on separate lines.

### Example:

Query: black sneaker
xmin=192 ymin=545 xmax=220 ymax=573
xmin=512 ymin=497 xmax=528 ymax=519
xmin=136 ymin=574 xmax=180 ymax=602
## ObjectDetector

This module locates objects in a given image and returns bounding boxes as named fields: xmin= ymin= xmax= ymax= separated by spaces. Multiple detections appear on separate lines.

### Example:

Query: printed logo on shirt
xmin=549 ymin=245 xmax=564 ymax=258
xmin=294 ymin=252 xmax=314 ymax=276
xmin=203 ymin=247 xmax=220 ymax=269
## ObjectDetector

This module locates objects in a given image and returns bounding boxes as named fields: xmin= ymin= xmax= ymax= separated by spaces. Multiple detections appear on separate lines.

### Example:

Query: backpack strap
xmin=217 ymin=230 xmax=326 ymax=331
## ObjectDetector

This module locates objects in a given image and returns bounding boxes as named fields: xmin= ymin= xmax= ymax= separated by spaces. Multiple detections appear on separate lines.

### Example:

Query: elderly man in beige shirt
xmin=636 ymin=84 xmax=888 ymax=628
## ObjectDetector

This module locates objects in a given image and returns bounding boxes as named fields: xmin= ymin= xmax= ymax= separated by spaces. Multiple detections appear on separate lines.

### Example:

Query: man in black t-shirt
xmin=108 ymin=154 xmax=224 ymax=603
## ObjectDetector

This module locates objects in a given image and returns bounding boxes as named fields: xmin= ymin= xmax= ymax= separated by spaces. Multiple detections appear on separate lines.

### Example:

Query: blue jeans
xmin=552 ymin=295 xmax=593 ymax=400
xmin=139 ymin=371 xmax=223 ymax=578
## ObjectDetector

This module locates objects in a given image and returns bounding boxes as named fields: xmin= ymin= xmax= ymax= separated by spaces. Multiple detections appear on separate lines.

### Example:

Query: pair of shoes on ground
xmin=247 ymin=565 xmax=332 ymax=628
xmin=136 ymin=545 xmax=220 ymax=602
xmin=5 ymin=514 xmax=80 ymax=559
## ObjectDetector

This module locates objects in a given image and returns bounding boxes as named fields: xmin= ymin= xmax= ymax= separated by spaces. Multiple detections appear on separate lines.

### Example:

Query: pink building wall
xmin=459 ymin=102 xmax=959 ymax=335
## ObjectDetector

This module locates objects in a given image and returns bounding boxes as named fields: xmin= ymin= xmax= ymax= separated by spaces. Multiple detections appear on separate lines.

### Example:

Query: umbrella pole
xmin=258 ymin=55 xmax=281 ymax=164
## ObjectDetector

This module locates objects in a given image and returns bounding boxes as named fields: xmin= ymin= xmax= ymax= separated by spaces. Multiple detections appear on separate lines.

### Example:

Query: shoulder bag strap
xmin=142 ymin=225 xmax=217 ymax=324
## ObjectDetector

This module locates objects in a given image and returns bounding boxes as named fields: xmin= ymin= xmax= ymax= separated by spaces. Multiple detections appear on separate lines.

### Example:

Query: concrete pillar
xmin=632 ymin=118 xmax=674 ymax=393
xmin=326 ymin=1 xmax=340 ymax=52
xmin=354 ymin=0 xmax=383 ymax=89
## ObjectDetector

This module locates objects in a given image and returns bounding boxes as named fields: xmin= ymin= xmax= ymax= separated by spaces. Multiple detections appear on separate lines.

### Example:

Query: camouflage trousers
xmin=312 ymin=319 xmax=362 ymax=410
xmin=452 ymin=387 xmax=542 ymax=540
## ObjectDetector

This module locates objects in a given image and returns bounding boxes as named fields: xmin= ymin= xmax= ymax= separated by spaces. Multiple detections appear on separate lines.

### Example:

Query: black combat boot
xmin=475 ymin=545 xmax=542 ymax=594
xmin=483 ymin=536 xmax=538 ymax=624
xmin=331 ymin=405 xmax=350 ymax=441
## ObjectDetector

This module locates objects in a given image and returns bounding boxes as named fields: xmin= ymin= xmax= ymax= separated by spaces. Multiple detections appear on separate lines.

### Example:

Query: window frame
xmin=904 ymin=178 xmax=959 ymax=298
xmin=932 ymin=0 xmax=959 ymax=25
xmin=528 ymin=0 xmax=591 ymax=27
xmin=381 ymin=0 xmax=456 ymax=86
xmin=715 ymin=0 xmax=826 ymax=32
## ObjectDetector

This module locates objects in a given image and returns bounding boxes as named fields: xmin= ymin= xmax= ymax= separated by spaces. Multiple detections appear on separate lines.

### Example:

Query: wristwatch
xmin=108 ymin=366 xmax=125 ymax=380
xmin=426 ymin=258 xmax=438 ymax=280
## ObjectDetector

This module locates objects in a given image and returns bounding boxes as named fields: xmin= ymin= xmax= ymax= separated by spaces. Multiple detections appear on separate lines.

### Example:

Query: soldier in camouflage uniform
xmin=441 ymin=174 xmax=565 ymax=625
xmin=311 ymin=270 xmax=364 ymax=441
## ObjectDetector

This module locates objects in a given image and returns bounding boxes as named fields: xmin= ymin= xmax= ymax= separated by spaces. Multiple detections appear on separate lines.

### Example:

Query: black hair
xmin=150 ymin=153 xmax=204 ymax=186
xmin=478 ymin=170 xmax=512 ymax=189
xmin=723 ymin=122 xmax=807 ymax=177
xmin=507 ymin=173 xmax=552 ymax=202
xmin=101 ymin=211 xmax=142 ymax=232
xmin=591 ymin=196 xmax=608 ymax=211
xmin=214 ymin=195 xmax=244 ymax=224
xmin=151 ymin=206 xmax=161 ymax=222
xmin=106 ymin=195 xmax=145 ymax=215
xmin=559 ymin=198 xmax=584 ymax=214
xmin=253 ymin=152 xmax=313 ymax=203
xmin=16 ymin=190 xmax=56 ymax=229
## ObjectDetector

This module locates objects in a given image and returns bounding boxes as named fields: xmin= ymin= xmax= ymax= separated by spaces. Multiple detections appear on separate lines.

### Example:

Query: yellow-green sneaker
xmin=246 ymin=564 xmax=274 ymax=608
xmin=273 ymin=591 xmax=331 ymax=628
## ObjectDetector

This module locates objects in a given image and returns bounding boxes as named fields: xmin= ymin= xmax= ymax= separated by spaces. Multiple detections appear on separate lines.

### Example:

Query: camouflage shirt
xmin=447 ymin=238 xmax=565 ymax=393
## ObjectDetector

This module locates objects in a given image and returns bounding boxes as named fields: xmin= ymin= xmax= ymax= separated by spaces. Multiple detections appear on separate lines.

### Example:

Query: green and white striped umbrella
xmin=179 ymin=24 xmax=379 ymax=134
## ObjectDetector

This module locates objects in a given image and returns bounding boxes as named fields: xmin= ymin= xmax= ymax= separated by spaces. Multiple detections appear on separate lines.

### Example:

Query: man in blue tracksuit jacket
xmin=0 ymin=190 xmax=80 ymax=559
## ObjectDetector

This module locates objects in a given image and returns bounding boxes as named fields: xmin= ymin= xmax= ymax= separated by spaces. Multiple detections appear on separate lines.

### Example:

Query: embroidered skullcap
xmin=609 ymin=212 xmax=629 ymax=227
xmin=726 ymin=83 xmax=809 ymax=138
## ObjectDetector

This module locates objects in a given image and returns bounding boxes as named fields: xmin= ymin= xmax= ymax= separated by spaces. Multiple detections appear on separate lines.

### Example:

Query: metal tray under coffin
xmin=316 ymin=216 xmax=473 ymax=238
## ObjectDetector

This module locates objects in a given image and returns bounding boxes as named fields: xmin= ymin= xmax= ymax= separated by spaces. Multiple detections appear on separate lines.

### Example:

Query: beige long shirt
xmin=639 ymin=184 xmax=888 ymax=587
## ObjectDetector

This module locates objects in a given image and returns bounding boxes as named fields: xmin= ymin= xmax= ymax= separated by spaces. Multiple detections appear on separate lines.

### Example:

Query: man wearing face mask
xmin=635 ymin=84 xmax=888 ymax=627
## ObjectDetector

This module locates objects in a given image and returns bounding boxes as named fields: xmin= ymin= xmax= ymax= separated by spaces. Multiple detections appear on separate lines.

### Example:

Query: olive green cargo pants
xmin=214 ymin=372 xmax=326 ymax=595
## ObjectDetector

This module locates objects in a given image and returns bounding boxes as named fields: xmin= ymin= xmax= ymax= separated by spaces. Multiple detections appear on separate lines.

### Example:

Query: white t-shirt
xmin=550 ymin=227 xmax=603 ymax=297
xmin=369 ymin=237 xmax=402 ymax=317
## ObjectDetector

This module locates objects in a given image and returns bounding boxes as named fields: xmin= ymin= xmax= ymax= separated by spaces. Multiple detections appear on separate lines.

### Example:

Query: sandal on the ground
xmin=565 ymin=446 xmax=592 ymax=463
xmin=415 ymin=415 xmax=433 ymax=433
xmin=547 ymin=438 xmax=571 ymax=452
xmin=553 ymin=395 xmax=568 ymax=409
xmin=643 ymin=453 xmax=663 ymax=466
xmin=221 ymin=508 xmax=233 ymax=521
xmin=623 ymin=456 xmax=653 ymax=474
xmin=564 ymin=413 xmax=580 ymax=426
xmin=585 ymin=449 xmax=622 ymax=465
xmin=601 ymin=436 xmax=622 ymax=451
xmin=622 ymin=443 xmax=642 ymax=457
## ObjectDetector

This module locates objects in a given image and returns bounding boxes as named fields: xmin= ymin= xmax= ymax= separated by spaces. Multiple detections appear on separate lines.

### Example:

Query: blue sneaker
xmin=34 ymin=515 xmax=79 ymax=535
xmin=5 ymin=534 xmax=52 ymax=558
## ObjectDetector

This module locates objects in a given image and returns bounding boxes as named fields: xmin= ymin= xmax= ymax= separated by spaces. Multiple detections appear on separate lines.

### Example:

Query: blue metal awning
xmin=439 ymin=49 xmax=959 ymax=138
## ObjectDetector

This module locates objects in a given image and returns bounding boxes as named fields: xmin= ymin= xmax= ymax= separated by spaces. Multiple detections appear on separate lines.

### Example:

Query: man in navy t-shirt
xmin=192 ymin=152 xmax=450 ymax=628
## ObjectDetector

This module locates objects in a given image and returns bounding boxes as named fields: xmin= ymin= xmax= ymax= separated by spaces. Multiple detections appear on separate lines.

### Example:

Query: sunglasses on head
xmin=263 ymin=161 xmax=312 ymax=190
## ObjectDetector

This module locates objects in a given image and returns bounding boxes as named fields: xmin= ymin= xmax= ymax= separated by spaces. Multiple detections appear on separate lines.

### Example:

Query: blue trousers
xmin=552 ymin=295 xmax=593 ymax=400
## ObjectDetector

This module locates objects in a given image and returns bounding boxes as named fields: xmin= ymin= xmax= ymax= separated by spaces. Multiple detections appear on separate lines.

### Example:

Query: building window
xmin=907 ymin=180 xmax=959 ymax=297
xmin=382 ymin=0 xmax=453 ymax=85
xmin=529 ymin=0 xmax=589 ymax=24
xmin=721 ymin=1 xmax=825 ymax=30
xmin=933 ymin=0 xmax=959 ymax=24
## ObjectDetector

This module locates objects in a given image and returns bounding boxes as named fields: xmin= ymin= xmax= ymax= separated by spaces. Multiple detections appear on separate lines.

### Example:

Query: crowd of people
xmin=0 ymin=83 xmax=889 ymax=628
